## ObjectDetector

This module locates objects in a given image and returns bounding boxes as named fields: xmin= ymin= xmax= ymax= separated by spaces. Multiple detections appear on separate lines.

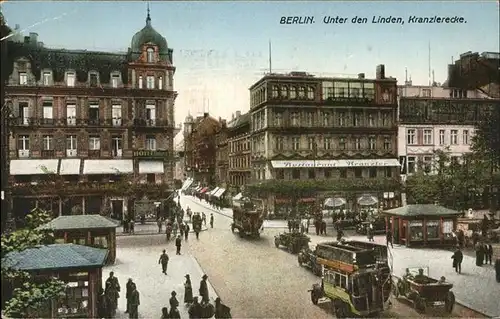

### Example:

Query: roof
xmin=227 ymin=113 xmax=250 ymax=129
xmin=38 ymin=214 xmax=119 ymax=231
xmin=130 ymin=12 xmax=170 ymax=61
xmin=2 ymin=244 xmax=108 ymax=271
xmin=383 ymin=204 xmax=461 ymax=217
xmin=6 ymin=41 xmax=128 ymax=84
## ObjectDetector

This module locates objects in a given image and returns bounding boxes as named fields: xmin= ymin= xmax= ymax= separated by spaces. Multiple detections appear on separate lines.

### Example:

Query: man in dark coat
xmin=159 ymin=249 xmax=169 ymax=274
xmin=184 ymin=274 xmax=194 ymax=304
xmin=451 ymin=246 xmax=463 ymax=274
xmin=215 ymin=297 xmax=232 ymax=319
xmin=180 ymin=223 xmax=185 ymax=237
xmin=486 ymin=243 xmax=493 ymax=265
xmin=125 ymin=278 xmax=134 ymax=313
xmin=166 ymin=223 xmax=172 ymax=241
xmin=188 ymin=297 xmax=203 ymax=318
xmin=105 ymin=272 xmax=120 ymax=312
xmin=199 ymin=274 xmax=209 ymax=303
xmin=476 ymin=243 xmax=485 ymax=266
xmin=169 ymin=290 xmax=180 ymax=317
xmin=210 ymin=213 xmax=214 ymax=228
xmin=97 ymin=287 xmax=109 ymax=319
xmin=175 ymin=235 xmax=182 ymax=255
xmin=184 ymin=222 xmax=190 ymax=240
xmin=128 ymin=283 xmax=140 ymax=319
xmin=495 ymin=258 xmax=500 ymax=283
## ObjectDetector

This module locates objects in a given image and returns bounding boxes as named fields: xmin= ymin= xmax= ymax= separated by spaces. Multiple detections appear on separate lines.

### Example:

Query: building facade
xmin=215 ymin=118 xmax=228 ymax=186
xmin=173 ymin=137 xmax=185 ymax=181
xmin=5 ymin=11 xmax=177 ymax=224
xmin=398 ymin=84 xmax=499 ymax=179
xmin=249 ymin=67 xmax=401 ymax=210
xmin=227 ymin=111 xmax=251 ymax=189
xmin=183 ymin=113 xmax=221 ymax=185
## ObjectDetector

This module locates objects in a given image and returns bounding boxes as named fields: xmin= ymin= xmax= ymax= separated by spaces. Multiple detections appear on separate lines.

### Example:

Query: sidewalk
xmin=105 ymin=246 xmax=218 ymax=319
xmin=116 ymin=221 xmax=208 ymax=236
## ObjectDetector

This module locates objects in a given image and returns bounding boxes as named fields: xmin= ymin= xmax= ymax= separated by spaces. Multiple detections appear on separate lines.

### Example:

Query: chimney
xmin=376 ymin=65 xmax=385 ymax=80
xmin=235 ymin=111 xmax=241 ymax=118
xmin=203 ymin=112 xmax=209 ymax=118
xmin=358 ymin=73 xmax=365 ymax=79
xmin=29 ymin=32 xmax=38 ymax=45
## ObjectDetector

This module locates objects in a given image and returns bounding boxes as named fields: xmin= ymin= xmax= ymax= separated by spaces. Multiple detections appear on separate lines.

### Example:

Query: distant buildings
xmin=227 ymin=111 xmax=251 ymax=190
xmin=5 ymin=10 xmax=178 ymax=224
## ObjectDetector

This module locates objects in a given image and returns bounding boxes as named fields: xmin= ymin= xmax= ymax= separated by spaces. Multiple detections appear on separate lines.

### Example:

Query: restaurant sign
xmin=133 ymin=150 xmax=168 ymax=160
xmin=271 ymin=159 xmax=400 ymax=168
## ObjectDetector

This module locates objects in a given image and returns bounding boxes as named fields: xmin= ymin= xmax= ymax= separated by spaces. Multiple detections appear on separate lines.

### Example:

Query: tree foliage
xmin=1 ymin=208 xmax=66 ymax=318
xmin=472 ymin=105 xmax=500 ymax=163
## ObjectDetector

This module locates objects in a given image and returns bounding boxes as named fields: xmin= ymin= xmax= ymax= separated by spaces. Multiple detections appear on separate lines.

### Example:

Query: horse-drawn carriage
xmin=275 ymin=232 xmax=310 ymax=254
xmin=393 ymin=267 xmax=455 ymax=314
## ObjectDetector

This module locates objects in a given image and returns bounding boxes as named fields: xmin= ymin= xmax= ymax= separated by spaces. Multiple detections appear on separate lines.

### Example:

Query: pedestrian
xmin=184 ymin=274 xmax=194 ymax=304
xmin=180 ymin=223 xmax=185 ymax=237
xmin=166 ymin=223 xmax=172 ymax=241
xmin=495 ymin=258 xmax=500 ymax=283
xmin=125 ymin=278 xmax=134 ymax=313
xmin=184 ymin=222 xmax=190 ymax=240
xmin=128 ymin=283 xmax=140 ymax=319
xmin=486 ymin=243 xmax=493 ymax=265
xmin=97 ymin=287 xmax=109 ymax=319
xmin=159 ymin=249 xmax=169 ymax=275
xmin=321 ymin=220 xmax=327 ymax=235
xmin=210 ymin=213 xmax=214 ymax=228
xmin=157 ymin=218 xmax=163 ymax=233
xmin=306 ymin=219 xmax=310 ymax=233
xmin=176 ymin=235 xmax=182 ymax=255
xmin=188 ymin=297 xmax=203 ymax=319
xmin=105 ymin=271 xmax=120 ymax=314
xmin=169 ymin=290 xmax=180 ymax=312
xmin=215 ymin=297 xmax=232 ymax=319
xmin=199 ymin=274 xmax=209 ymax=303
xmin=484 ymin=243 xmax=489 ymax=265
xmin=336 ymin=228 xmax=344 ymax=241
xmin=130 ymin=219 xmax=135 ymax=234
xmin=202 ymin=212 xmax=207 ymax=225
xmin=476 ymin=243 xmax=485 ymax=266
xmin=173 ymin=222 xmax=178 ymax=237
xmin=451 ymin=246 xmax=463 ymax=274
xmin=386 ymin=229 xmax=393 ymax=248
xmin=367 ymin=225 xmax=374 ymax=242
xmin=161 ymin=307 xmax=169 ymax=319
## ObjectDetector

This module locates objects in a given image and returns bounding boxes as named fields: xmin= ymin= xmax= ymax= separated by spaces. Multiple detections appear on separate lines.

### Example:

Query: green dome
xmin=130 ymin=12 xmax=169 ymax=58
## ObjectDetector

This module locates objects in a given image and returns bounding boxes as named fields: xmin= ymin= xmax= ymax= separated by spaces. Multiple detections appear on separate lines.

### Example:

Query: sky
xmin=2 ymin=1 xmax=499 ymax=142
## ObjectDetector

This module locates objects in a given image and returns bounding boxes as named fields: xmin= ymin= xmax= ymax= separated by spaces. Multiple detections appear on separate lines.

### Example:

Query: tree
xmin=1 ymin=208 xmax=66 ymax=318
xmin=472 ymin=105 xmax=500 ymax=164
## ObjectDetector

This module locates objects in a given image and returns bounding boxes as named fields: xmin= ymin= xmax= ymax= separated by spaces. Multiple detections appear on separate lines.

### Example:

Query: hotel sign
xmin=133 ymin=150 xmax=168 ymax=159
xmin=271 ymin=159 xmax=400 ymax=168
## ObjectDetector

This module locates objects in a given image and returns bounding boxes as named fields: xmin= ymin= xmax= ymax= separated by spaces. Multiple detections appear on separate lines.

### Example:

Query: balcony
xmin=10 ymin=117 xmax=37 ymax=126
xmin=133 ymin=119 xmax=171 ymax=129
xmin=39 ymin=118 xmax=56 ymax=126
xmin=88 ymin=150 xmax=101 ymax=158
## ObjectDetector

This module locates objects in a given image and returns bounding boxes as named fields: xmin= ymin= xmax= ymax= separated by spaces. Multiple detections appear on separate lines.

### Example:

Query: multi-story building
xmin=173 ymin=137 xmax=185 ymax=181
xmin=227 ymin=111 xmax=251 ymax=189
xmin=249 ymin=66 xmax=401 ymax=210
xmin=397 ymin=84 xmax=497 ymax=179
xmin=215 ymin=118 xmax=228 ymax=186
xmin=5 ymin=10 xmax=178 ymax=224
xmin=183 ymin=113 xmax=221 ymax=185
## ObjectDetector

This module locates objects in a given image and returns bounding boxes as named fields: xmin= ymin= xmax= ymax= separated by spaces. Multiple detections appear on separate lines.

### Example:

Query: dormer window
xmin=89 ymin=72 xmax=98 ymax=87
xmin=66 ymin=72 xmax=76 ymax=87
xmin=111 ymin=74 xmax=120 ymax=88
xmin=19 ymin=72 xmax=27 ymax=85
xmin=147 ymin=48 xmax=155 ymax=63
xmin=42 ymin=71 xmax=52 ymax=86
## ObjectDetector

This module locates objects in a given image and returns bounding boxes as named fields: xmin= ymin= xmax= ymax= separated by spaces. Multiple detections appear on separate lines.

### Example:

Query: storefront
xmin=383 ymin=204 xmax=461 ymax=248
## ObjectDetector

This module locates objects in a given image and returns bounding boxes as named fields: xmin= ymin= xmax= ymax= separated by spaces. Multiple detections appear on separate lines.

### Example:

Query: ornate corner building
xmin=4 ymin=10 xmax=177 ymax=224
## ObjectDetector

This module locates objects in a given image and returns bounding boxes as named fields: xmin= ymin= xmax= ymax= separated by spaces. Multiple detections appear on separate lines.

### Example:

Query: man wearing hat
xmin=169 ymin=291 xmax=179 ymax=311
xmin=175 ymin=234 xmax=182 ymax=255
xmin=184 ymin=274 xmax=194 ymax=303
xmin=158 ymin=249 xmax=170 ymax=275
xmin=199 ymin=274 xmax=209 ymax=303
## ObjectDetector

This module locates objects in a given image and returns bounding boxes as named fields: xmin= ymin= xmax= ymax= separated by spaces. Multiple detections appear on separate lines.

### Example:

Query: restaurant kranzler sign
xmin=271 ymin=159 xmax=400 ymax=168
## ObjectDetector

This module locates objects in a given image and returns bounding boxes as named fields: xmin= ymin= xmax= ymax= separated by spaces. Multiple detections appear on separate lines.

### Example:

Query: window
xmin=338 ymin=112 xmax=345 ymax=126
xmin=450 ymin=130 xmax=458 ymax=145
xmin=426 ymin=221 xmax=439 ymax=239
xmin=340 ymin=168 xmax=347 ymax=178
xmin=66 ymin=104 xmax=76 ymax=125
xmin=111 ymin=75 xmax=119 ymax=88
xmin=274 ymin=112 xmax=283 ymax=126
xmin=276 ymin=137 xmax=284 ymax=151
xmin=410 ymin=221 xmax=424 ymax=240
xmin=349 ymin=82 xmax=362 ymax=98
xmin=138 ymin=76 xmax=143 ymax=89
xmin=423 ymin=129 xmax=433 ymax=145
xmin=290 ymin=86 xmax=297 ymax=99
xmin=382 ymin=112 xmax=390 ymax=126
xmin=339 ymin=137 xmax=346 ymax=150
xmin=66 ymin=135 xmax=77 ymax=157
xmin=146 ymin=76 xmax=155 ymax=89
xmin=439 ymin=130 xmax=445 ymax=145
xmin=306 ymin=112 xmax=314 ymax=126
xmin=291 ymin=112 xmax=299 ymax=126
xmin=19 ymin=72 xmax=28 ymax=85
xmin=43 ymin=72 xmax=51 ymax=85
xmin=147 ymin=47 xmax=155 ymax=62
xmin=89 ymin=73 xmax=98 ymax=87
xmin=368 ymin=137 xmax=376 ymax=150
xmin=19 ymin=102 xmax=29 ymax=125
xmin=158 ymin=76 xmax=163 ymax=90
xmin=384 ymin=167 xmax=393 ymax=178
xmin=89 ymin=136 xmax=100 ymax=150
xmin=147 ymin=174 xmax=156 ymax=183
xmin=112 ymin=136 xmax=122 ymax=157
xmin=383 ymin=137 xmax=391 ymax=150
xmin=354 ymin=168 xmax=362 ymax=178
xmin=322 ymin=82 xmax=334 ymax=100
xmin=18 ymin=135 xmax=30 ymax=150
xmin=323 ymin=137 xmax=332 ymax=150
xmin=324 ymin=168 xmax=332 ymax=178
xmin=367 ymin=113 xmax=375 ymax=127
xmin=308 ymin=169 xmax=315 ymax=179
xmin=422 ymin=89 xmax=431 ymax=97
xmin=463 ymin=130 xmax=469 ymax=145
xmin=407 ymin=129 xmax=416 ymax=145
xmin=307 ymin=87 xmax=315 ymax=99
xmin=363 ymin=82 xmax=375 ymax=100
xmin=146 ymin=136 xmax=156 ymax=150
xmin=42 ymin=102 xmax=53 ymax=119
xmin=308 ymin=137 xmax=315 ymax=150
xmin=280 ymin=86 xmax=288 ymax=98
xmin=292 ymin=137 xmax=300 ymax=150
xmin=272 ymin=85 xmax=279 ymax=98
xmin=369 ymin=168 xmax=377 ymax=178
xmin=89 ymin=104 xmax=99 ymax=122
xmin=355 ymin=137 xmax=361 ymax=150
xmin=292 ymin=169 xmax=300 ymax=179
xmin=276 ymin=169 xmax=284 ymax=180
xmin=322 ymin=112 xmax=329 ymax=126
xmin=298 ymin=87 xmax=305 ymax=98
xmin=146 ymin=105 xmax=156 ymax=125
xmin=334 ymin=81 xmax=348 ymax=97
xmin=353 ymin=112 xmax=362 ymax=126
xmin=66 ymin=72 xmax=75 ymax=87
xmin=112 ymin=105 xmax=122 ymax=126
xmin=407 ymin=156 xmax=416 ymax=174
xmin=42 ymin=135 xmax=53 ymax=150
xmin=423 ymin=156 xmax=433 ymax=173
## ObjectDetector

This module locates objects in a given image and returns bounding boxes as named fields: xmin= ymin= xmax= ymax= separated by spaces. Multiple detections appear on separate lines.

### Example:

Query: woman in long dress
xmin=184 ymin=274 xmax=194 ymax=304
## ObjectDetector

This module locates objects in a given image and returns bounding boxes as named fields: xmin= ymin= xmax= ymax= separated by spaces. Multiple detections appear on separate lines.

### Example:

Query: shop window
xmin=93 ymin=236 xmax=108 ymax=248
xmin=56 ymin=280 xmax=89 ymax=317
xmin=308 ymin=169 xmax=315 ymax=179
xmin=369 ymin=168 xmax=377 ymax=178
xmin=292 ymin=169 xmax=300 ymax=179
xmin=426 ymin=221 xmax=440 ymax=239
xmin=276 ymin=169 xmax=284 ymax=180
xmin=324 ymin=169 xmax=332 ymax=178
xmin=147 ymin=174 xmax=156 ymax=183
xmin=354 ymin=168 xmax=362 ymax=178
xmin=340 ymin=169 xmax=347 ymax=178
xmin=442 ymin=220 xmax=454 ymax=239
xmin=409 ymin=221 xmax=424 ymax=240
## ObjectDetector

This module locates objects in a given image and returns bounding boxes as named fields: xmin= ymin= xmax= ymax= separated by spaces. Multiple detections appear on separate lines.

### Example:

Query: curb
xmin=191 ymin=255 xmax=221 ymax=302
xmin=391 ymin=274 xmax=493 ymax=318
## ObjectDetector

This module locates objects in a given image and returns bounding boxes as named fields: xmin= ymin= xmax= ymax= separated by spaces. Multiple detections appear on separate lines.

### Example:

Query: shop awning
xmin=324 ymin=197 xmax=346 ymax=208
xmin=59 ymin=159 xmax=81 ymax=175
xmin=357 ymin=194 xmax=379 ymax=206
xmin=182 ymin=179 xmax=194 ymax=190
xmin=209 ymin=187 xmax=220 ymax=196
xmin=10 ymin=159 xmax=59 ymax=175
xmin=83 ymin=159 xmax=133 ymax=175
xmin=200 ymin=187 xmax=209 ymax=194
xmin=138 ymin=161 xmax=164 ymax=174
xmin=233 ymin=193 xmax=243 ymax=201
xmin=214 ymin=188 xmax=226 ymax=198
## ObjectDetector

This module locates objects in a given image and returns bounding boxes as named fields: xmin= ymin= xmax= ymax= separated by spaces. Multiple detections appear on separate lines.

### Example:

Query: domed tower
xmin=128 ymin=4 xmax=177 ymax=189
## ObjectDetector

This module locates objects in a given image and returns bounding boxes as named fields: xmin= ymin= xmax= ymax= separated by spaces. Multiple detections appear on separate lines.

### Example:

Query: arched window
xmin=147 ymin=48 xmax=155 ymax=63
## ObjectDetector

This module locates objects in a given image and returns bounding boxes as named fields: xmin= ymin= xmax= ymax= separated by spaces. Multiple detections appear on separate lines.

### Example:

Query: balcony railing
xmin=133 ymin=119 xmax=170 ymax=127
xmin=88 ymin=150 xmax=101 ymax=158
xmin=10 ymin=117 xmax=127 ymax=127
